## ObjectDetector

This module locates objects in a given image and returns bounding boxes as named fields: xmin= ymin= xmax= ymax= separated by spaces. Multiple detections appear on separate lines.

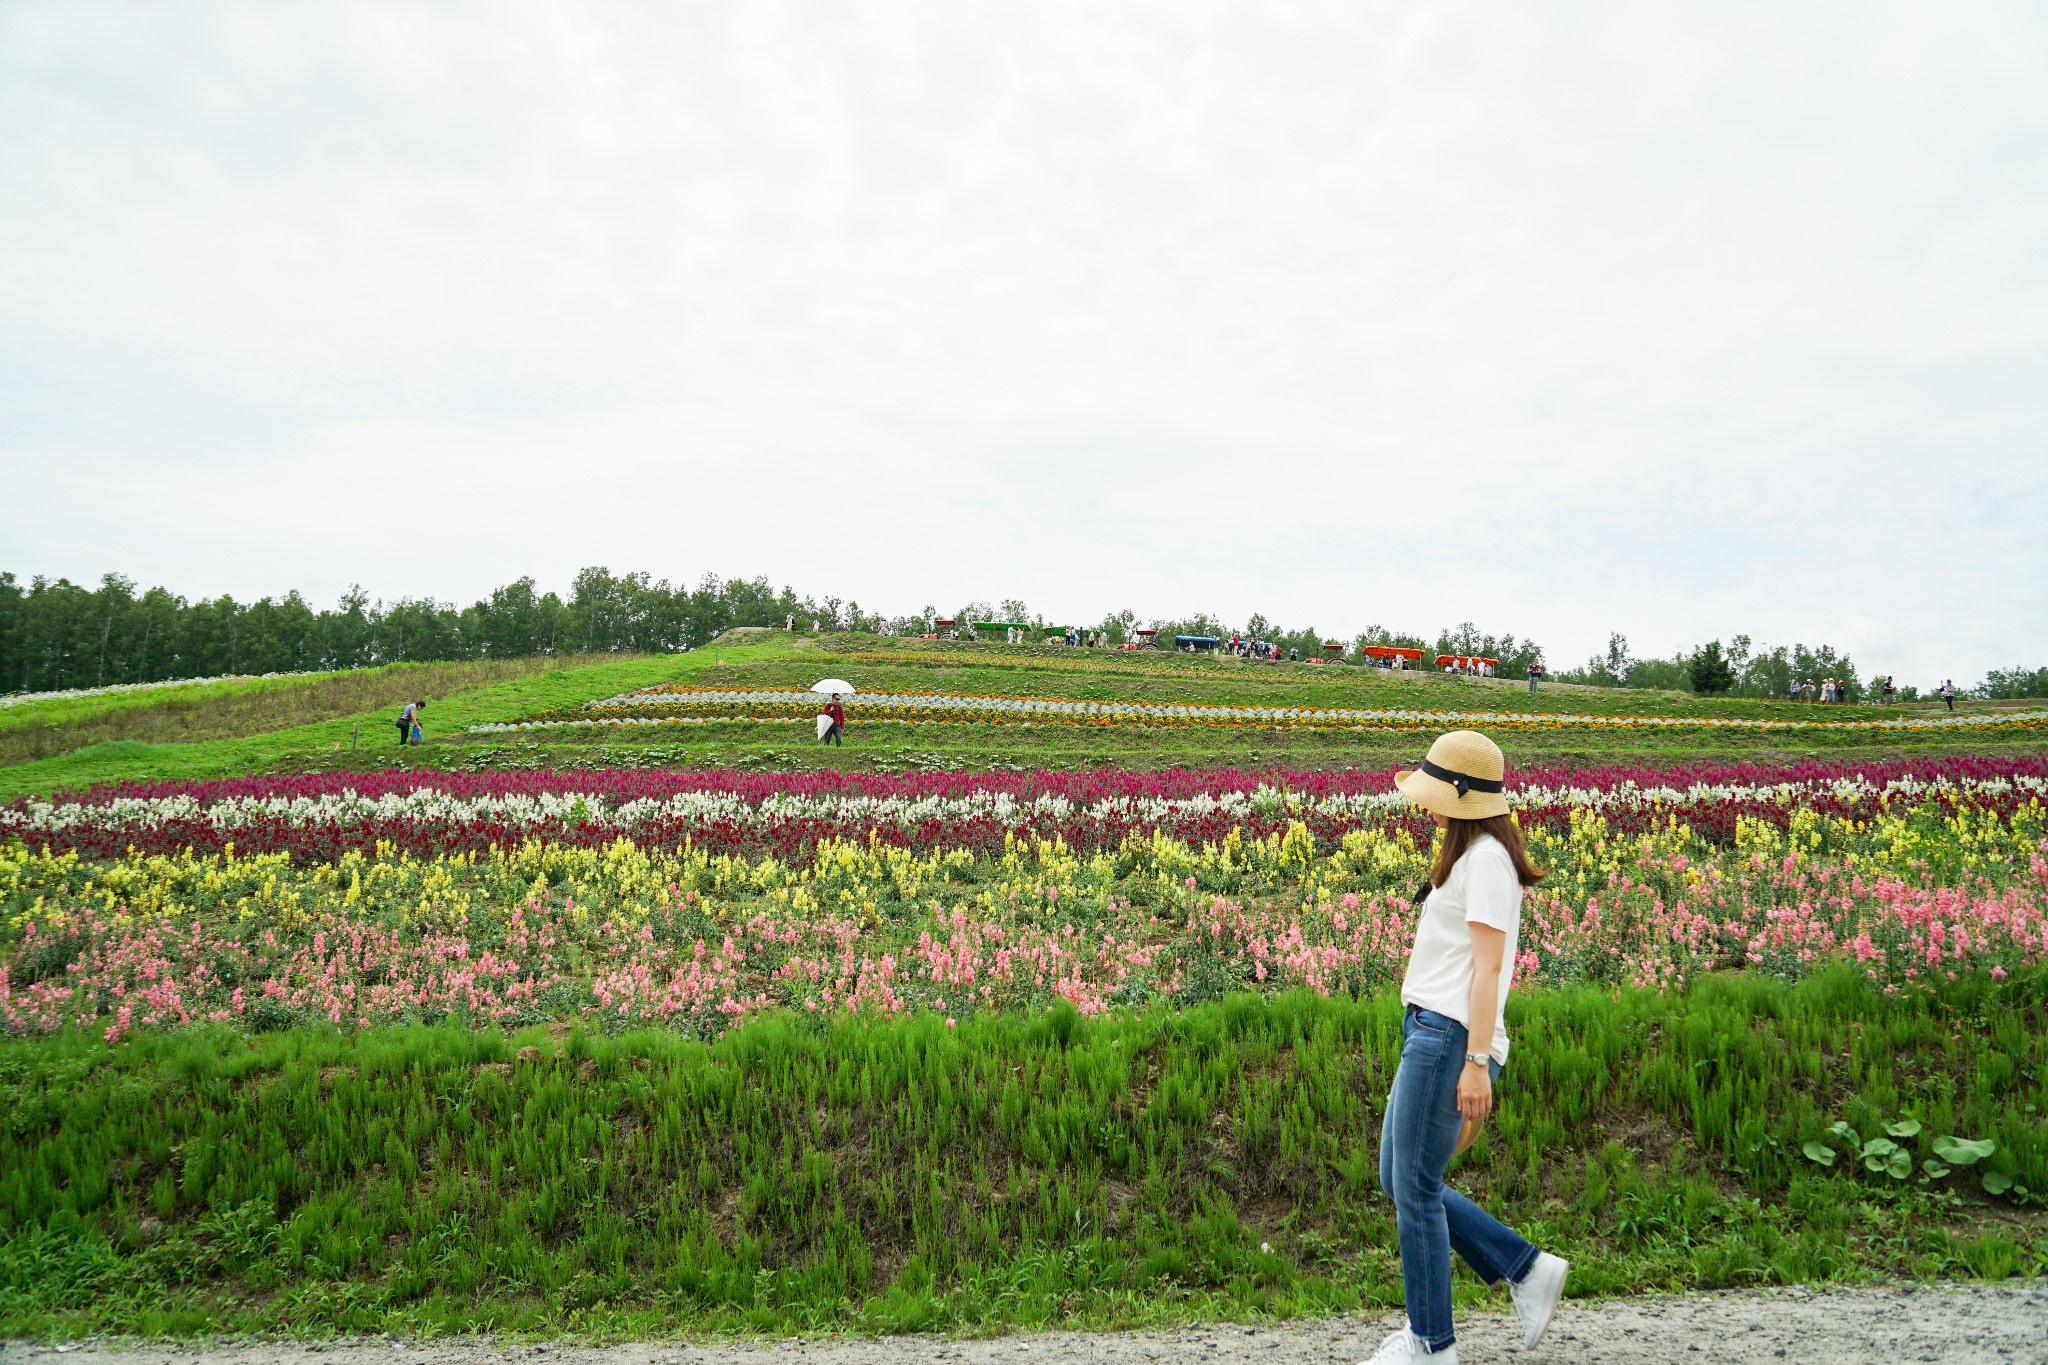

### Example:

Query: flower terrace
xmin=473 ymin=684 xmax=2048 ymax=737
xmin=6 ymin=757 xmax=2043 ymax=1041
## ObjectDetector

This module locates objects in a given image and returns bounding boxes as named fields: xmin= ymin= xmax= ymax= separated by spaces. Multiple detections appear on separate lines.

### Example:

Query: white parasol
xmin=811 ymin=678 xmax=856 ymax=695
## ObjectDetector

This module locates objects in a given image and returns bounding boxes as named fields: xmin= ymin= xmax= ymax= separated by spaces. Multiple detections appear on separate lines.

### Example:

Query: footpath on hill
xmin=7 ymin=1284 xmax=2044 ymax=1365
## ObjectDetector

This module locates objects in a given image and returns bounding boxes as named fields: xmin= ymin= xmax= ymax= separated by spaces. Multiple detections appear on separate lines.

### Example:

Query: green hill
xmin=1 ymin=633 xmax=2039 ymax=798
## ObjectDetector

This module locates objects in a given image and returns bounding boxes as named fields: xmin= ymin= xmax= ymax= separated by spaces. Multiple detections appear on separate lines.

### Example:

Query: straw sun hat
xmin=1394 ymin=730 xmax=1511 ymax=821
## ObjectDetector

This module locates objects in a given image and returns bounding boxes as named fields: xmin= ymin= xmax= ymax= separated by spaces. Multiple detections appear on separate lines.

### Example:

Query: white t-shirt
xmin=1400 ymin=833 xmax=1524 ymax=1063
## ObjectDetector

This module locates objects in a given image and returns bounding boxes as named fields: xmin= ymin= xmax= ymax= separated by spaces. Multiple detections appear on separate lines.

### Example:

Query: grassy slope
xmin=0 ymin=658 xmax=605 ymax=768
xmin=1 ymin=972 xmax=2041 ymax=1337
xmin=464 ymin=638 xmax=2044 ymax=774
xmin=4 ymin=635 xmax=2040 ymax=796
xmin=0 ymin=646 xmax=775 ymax=800
xmin=0 ymin=674 xmax=343 ymax=734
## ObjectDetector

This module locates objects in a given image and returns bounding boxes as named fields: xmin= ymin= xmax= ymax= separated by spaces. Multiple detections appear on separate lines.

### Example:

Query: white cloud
xmin=3 ymin=0 xmax=2044 ymax=683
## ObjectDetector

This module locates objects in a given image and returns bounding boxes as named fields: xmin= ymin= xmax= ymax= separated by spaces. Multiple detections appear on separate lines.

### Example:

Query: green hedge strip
xmin=2 ymin=967 xmax=2044 ymax=1338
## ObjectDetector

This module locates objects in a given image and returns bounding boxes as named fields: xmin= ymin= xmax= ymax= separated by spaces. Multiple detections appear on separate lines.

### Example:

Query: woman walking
xmin=1367 ymin=731 xmax=1569 ymax=1364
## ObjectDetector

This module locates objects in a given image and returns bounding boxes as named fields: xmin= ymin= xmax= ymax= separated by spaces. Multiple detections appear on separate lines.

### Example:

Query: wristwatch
xmin=1464 ymin=1052 xmax=1490 ymax=1067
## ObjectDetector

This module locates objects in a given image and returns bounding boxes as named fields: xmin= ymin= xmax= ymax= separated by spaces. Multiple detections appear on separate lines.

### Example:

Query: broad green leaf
xmin=1828 ymin=1121 xmax=1859 ymax=1145
xmin=1921 ymin=1159 xmax=1950 ymax=1179
xmin=1933 ymin=1136 xmax=1996 ymax=1166
xmin=1860 ymin=1137 xmax=1898 ymax=1159
xmin=1886 ymin=1149 xmax=1912 ymax=1179
xmin=1886 ymin=1119 xmax=1922 ymax=1139
xmin=1982 ymin=1171 xmax=2013 ymax=1196
xmin=1802 ymin=1142 xmax=1837 ymax=1167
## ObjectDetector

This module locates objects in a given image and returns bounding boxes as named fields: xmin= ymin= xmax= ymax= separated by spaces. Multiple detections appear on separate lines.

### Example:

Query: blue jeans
xmin=1379 ymin=1005 xmax=1540 ymax=1352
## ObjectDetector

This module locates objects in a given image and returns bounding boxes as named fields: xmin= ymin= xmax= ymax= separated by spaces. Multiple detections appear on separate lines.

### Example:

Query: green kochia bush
xmin=2 ymin=969 xmax=2044 ymax=1338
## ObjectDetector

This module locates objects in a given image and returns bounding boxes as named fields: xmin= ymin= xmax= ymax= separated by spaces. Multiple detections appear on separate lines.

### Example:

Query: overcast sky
xmin=3 ymin=2 xmax=2044 ymax=683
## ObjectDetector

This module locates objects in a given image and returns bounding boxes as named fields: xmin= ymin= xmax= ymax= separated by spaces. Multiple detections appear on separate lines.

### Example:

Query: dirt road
xmin=7 ymin=1283 xmax=2044 ymax=1365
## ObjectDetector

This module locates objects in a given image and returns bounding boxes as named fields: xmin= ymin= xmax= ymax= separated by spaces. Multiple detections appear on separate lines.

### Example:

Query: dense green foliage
xmin=0 ymin=570 xmax=833 ymax=694
xmin=1 ymin=571 xmax=1554 ymax=698
xmin=1687 ymin=641 xmax=1735 ymax=695
xmin=2 ymin=971 xmax=2041 ymax=1337
xmin=1561 ymin=633 xmax=1874 ymax=701
xmin=1982 ymin=666 xmax=2048 ymax=700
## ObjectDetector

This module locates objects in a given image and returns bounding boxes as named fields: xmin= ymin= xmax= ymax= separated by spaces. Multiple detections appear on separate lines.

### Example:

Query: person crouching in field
xmin=1366 ymin=731 xmax=1569 ymax=1365
xmin=397 ymin=699 xmax=424 ymax=747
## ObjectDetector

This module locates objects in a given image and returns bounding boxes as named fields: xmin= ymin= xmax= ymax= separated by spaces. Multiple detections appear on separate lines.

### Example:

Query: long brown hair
xmin=1430 ymin=813 xmax=1546 ymax=889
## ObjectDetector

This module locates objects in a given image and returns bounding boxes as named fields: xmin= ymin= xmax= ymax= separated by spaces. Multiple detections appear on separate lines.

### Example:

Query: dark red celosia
xmin=10 ymin=755 xmax=2045 ymax=867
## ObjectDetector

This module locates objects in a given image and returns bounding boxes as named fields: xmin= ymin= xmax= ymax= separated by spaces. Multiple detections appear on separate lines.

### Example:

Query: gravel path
xmin=7 ymin=1284 xmax=2045 ymax=1365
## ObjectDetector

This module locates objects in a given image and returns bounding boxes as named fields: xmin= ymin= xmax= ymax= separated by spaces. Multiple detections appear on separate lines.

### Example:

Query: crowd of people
xmin=1784 ymin=675 xmax=1928 ymax=706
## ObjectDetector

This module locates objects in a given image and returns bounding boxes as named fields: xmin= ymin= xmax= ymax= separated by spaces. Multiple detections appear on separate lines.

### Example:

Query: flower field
xmin=480 ymin=684 xmax=2048 ymax=736
xmin=6 ymin=757 xmax=2044 ymax=1041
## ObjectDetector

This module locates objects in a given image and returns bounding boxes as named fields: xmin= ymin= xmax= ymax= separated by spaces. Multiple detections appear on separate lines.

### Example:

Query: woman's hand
xmin=1457 ymin=1060 xmax=1493 ymax=1123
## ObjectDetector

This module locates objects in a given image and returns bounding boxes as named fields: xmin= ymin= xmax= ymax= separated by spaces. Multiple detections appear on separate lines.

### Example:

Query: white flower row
xmin=495 ymin=687 xmax=2048 ymax=733
xmin=7 ymin=771 xmax=2041 ymax=838
xmin=1 ymin=670 xmax=327 ymax=709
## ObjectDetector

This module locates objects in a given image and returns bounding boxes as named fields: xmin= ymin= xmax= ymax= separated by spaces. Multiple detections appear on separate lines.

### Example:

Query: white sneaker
xmin=1511 ymin=1251 xmax=1570 ymax=1348
xmin=1362 ymin=1326 xmax=1460 ymax=1364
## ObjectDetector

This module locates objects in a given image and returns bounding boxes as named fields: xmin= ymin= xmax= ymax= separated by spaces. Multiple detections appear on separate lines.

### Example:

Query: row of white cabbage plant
xmin=7 ymin=770 xmax=2041 ymax=836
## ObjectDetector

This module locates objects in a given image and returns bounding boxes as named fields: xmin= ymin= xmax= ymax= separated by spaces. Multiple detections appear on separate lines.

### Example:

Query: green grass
xmin=3 ymin=970 xmax=2042 ymax=1338
xmin=0 ymin=658 xmax=602 ymax=768
xmin=0 ymin=673 xmax=331 ymax=735
xmin=0 ymin=646 xmax=781 ymax=800
xmin=795 ymin=637 xmax=2034 ymax=721
xmin=258 ymin=725 xmax=2048 ymax=788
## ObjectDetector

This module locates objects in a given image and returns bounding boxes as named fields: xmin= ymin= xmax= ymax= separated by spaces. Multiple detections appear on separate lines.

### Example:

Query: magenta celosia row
xmin=10 ymin=756 xmax=2044 ymax=867
xmin=8 ymin=853 xmax=2043 ymax=1041
xmin=36 ymin=753 xmax=2048 ymax=809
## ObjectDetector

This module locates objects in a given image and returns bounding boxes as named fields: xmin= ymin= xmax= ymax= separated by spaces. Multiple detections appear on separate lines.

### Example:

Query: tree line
xmin=1557 ymin=633 xmax=1874 ymax=699
xmin=0 ymin=572 xmax=1552 ymax=695
xmin=0 ymin=570 xmax=849 ymax=695
xmin=4 ymin=569 xmax=2038 ymax=700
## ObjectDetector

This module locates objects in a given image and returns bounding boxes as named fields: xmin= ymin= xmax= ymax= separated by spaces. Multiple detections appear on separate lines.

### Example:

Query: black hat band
xmin=1420 ymin=757 xmax=1504 ymax=799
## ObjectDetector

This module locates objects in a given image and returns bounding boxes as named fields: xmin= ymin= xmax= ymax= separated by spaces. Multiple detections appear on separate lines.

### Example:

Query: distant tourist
xmin=1527 ymin=660 xmax=1541 ymax=692
xmin=397 ymin=699 xmax=424 ymax=747
xmin=1883 ymin=675 xmax=1896 ymax=705
xmin=818 ymin=693 xmax=846 ymax=746
xmin=785 ymin=613 xmax=794 ymax=631
xmin=1371 ymin=730 xmax=1569 ymax=1364
xmin=1941 ymin=678 xmax=1956 ymax=711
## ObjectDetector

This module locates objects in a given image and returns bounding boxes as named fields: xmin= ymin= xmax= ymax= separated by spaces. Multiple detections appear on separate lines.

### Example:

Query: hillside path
xmin=8 ymin=1283 xmax=2046 ymax=1365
